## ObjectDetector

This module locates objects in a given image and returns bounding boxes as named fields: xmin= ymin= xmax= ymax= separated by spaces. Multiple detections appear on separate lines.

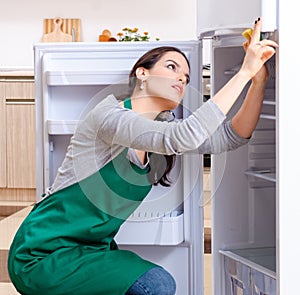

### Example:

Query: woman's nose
xmin=177 ymin=73 xmax=187 ymax=84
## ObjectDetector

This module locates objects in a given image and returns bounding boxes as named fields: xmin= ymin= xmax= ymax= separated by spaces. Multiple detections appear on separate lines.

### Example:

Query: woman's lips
xmin=172 ymin=84 xmax=183 ymax=95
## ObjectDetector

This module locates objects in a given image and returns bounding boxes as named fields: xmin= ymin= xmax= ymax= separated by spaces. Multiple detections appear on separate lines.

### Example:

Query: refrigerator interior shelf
xmin=115 ymin=213 xmax=184 ymax=246
xmin=260 ymin=114 xmax=276 ymax=120
xmin=244 ymin=169 xmax=276 ymax=182
xmin=46 ymin=70 xmax=130 ymax=86
xmin=263 ymin=99 xmax=276 ymax=106
xmin=220 ymin=247 xmax=276 ymax=279
xmin=47 ymin=120 xmax=79 ymax=135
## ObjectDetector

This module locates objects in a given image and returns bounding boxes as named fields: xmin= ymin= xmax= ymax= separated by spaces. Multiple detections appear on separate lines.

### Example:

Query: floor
xmin=0 ymin=206 xmax=32 ymax=294
xmin=0 ymin=170 xmax=212 ymax=295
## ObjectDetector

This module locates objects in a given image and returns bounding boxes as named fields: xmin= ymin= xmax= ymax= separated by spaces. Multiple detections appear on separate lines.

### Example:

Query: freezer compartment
xmin=222 ymin=249 xmax=276 ymax=295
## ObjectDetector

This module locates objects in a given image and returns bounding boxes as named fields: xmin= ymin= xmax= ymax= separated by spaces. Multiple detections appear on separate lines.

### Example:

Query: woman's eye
xmin=167 ymin=64 xmax=176 ymax=71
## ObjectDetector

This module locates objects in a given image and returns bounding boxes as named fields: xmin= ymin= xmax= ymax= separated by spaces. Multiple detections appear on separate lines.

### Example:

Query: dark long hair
xmin=128 ymin=46 xmax=190 ymax=187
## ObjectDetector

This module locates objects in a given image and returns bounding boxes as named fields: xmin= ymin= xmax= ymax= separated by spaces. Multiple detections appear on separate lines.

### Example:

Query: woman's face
xmin=141 ymin=51 xmax=190 ymax=109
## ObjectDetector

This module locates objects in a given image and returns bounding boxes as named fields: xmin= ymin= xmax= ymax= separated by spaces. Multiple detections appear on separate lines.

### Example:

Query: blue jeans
xmin=125 ymin=267 xmax=176 ymax=295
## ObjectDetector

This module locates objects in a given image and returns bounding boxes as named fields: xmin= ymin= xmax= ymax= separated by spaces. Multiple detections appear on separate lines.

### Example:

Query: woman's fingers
xmin=241 ymin=18 xmax=278 ymax=78
xmin=259 ymin=39 xmax=278 ymax=48
xmin=250 ymin=18 xmax=262 ymax=44
xmin=256 ymin=39 xmax=278 ymax=62
xmin=261 ymin=46 xmax=276 ymax=63
xmin=248 ymin=20 xmax=278 ymax=63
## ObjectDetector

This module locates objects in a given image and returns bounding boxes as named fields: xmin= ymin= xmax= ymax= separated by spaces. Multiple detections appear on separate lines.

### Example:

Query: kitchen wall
xmin=0 ymin=0 xmax=198 ymax=69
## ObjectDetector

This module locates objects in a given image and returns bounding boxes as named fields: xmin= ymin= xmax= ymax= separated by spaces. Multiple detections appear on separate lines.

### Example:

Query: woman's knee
xmin=125 ymin=267 xmax=176 ymax=295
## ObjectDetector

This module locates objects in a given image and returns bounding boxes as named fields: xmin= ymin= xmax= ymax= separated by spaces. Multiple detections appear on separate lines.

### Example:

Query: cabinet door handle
xmin=6 ymin=98 xmax=35 ymax=104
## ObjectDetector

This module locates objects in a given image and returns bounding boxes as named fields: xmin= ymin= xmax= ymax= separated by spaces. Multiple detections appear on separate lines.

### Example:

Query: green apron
xmin=8 ymin=98 xmax=157 ymax=295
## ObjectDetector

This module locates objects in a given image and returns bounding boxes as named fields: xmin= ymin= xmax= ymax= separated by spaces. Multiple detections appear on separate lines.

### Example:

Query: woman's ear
xmin=135 ymin=67 xmax=148 ymax=80
xmin=135 ymin=67 xmax=148 ymax=91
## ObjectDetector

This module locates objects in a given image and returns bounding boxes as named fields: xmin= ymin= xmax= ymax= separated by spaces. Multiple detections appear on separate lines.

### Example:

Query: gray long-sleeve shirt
xmin=49 ymin=94 xmax=248 ymax=195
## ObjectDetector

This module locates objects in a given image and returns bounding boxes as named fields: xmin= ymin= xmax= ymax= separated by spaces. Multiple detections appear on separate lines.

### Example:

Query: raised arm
xmin=231 ymin=64 xmax=269 ymax=138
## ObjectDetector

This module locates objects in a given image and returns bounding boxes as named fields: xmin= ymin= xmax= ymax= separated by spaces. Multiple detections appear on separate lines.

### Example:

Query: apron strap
xmin=124 ymin=97 xmax=132 ymax=110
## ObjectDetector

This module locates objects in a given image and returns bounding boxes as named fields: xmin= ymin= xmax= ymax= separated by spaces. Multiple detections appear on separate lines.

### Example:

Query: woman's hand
xmin=211 ymin=18 xmax=278 ymax=116
xmin=230 ymin=18 xmax=278 ymax=138
xmin=240 ymin=18 xmax=277 ymax=80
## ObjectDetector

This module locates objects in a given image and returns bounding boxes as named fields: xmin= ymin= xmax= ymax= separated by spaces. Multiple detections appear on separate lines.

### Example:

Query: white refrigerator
xmin=34 ymin=0 xmax=299 ymax=293
xmin=35 ymin=40 xmax=203 ymax=295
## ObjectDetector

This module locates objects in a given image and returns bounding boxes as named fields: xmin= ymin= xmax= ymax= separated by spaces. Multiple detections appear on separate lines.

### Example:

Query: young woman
xmin=8 ymin=19 xmax=277 ymax=295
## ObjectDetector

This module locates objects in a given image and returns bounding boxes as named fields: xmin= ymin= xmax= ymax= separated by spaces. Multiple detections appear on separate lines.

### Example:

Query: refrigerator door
xmin=277 ymin=0 xmax=300 ymax=293
xmin=197 ymin=0 xmax=277 ymax=35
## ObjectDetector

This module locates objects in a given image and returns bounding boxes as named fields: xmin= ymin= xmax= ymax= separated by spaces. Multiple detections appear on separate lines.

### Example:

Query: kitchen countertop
xmin=0 ymin=68 xmax=34 ymax=77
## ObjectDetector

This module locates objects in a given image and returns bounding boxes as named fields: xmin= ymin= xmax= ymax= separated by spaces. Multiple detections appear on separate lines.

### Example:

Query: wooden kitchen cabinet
xmin=0 ymin=83 xmax=6 ymax=188
xmin=6 ymin=103 xmax=36 ymax=188
xmin=0 ymin=78 xmax=36 ymax=216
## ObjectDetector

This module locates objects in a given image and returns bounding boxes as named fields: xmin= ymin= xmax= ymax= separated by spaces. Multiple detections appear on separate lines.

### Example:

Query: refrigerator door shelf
xmin=115 ymin=213 xmax=184 ymax=245
xmin=46 ymin=70 xmax=129 ymax=86
xmin=47 ymin=120 xmax=79 ymax=135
